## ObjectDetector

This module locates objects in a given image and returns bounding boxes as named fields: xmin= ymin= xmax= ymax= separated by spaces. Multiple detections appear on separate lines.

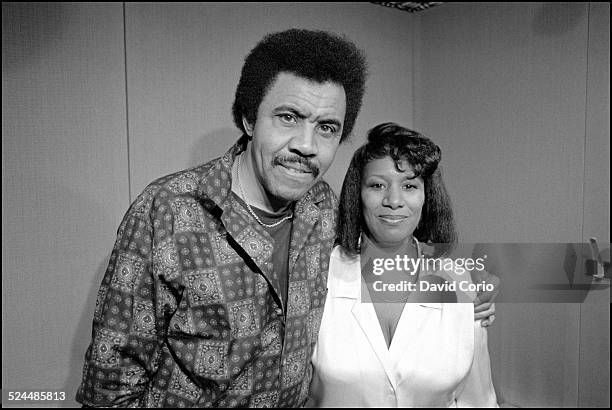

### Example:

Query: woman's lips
xmin=378 ymin=215 xmax=409 ymax=223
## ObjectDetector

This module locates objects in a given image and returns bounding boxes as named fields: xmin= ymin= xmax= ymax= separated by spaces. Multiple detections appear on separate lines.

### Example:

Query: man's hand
xmin=471 ymin=269 xmax=500 ymax=327
xmin=475 ymin=302 xmax=496 ymax=326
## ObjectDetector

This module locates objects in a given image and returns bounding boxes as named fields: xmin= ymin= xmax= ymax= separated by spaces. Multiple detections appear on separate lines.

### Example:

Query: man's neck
xmin=231 ymin=149 xmax=293 ymax=214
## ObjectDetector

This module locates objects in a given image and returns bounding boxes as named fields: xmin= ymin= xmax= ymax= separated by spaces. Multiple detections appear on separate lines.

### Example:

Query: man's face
xmin=244 ymin=72 xmax=346 ymax=204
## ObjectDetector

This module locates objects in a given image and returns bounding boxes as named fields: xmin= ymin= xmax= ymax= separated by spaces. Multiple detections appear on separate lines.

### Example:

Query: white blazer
xmin=309 ymin=246 xmax=498 ymax=407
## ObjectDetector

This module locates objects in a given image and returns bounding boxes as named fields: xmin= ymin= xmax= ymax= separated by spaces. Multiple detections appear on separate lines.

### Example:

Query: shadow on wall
xmin=62 ymin=256 xmax=110 ymax=407
xmin=2 ymin=2 xmax=66 ymax=74
xmin=532 ymin=2 xmax=586 ymax=36
xmin=188 ymin=127 xmax=242 ymax=168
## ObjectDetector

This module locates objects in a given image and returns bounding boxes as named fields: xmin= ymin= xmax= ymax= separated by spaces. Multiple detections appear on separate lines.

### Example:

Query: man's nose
xmin=288 ymin=125 xmax=317 ymax=157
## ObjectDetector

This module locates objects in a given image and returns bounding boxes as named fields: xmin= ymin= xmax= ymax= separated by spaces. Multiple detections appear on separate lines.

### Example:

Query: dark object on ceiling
xmin=372 ymin=2 xmax=443 ymax=13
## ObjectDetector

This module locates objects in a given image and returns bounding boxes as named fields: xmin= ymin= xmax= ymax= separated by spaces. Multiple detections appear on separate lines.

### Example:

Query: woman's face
xmin=361 ymin=156 xmax=425 ymax=248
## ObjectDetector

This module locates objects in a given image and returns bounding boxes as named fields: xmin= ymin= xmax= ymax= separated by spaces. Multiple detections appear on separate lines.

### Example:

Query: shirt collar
xmin=328 ymin=246 xmax=364 ymax=299
xmin=195 ymin=136 xmax=246 ymax=211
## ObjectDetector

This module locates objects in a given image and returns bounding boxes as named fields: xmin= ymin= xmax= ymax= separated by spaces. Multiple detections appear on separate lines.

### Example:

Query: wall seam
xmin=580 ymin=6 xmax=591 ymax=253
xmin=123 ymin=2 xmax=132 ymax=205
xmin=577 ymin=2 xmax=592 ymax=407
xmin=411 ymin=14 xmax=416 ymax=128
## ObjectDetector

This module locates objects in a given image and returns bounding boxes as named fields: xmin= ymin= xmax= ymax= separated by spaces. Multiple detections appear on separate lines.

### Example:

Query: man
xmin=76 ymin=28 xmax=495 ymax=407
xmin=76 ymin=28 xmax=366 ymax=408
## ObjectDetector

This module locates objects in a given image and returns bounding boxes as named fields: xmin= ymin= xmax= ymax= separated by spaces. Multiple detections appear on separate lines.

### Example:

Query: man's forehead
xmin=262 ymin=72 xmax=347 ymax=117
xmin=268 ymin=72 xmax=345 ymax=98
xmin=275 ymin=71 xmax=342 ymax=87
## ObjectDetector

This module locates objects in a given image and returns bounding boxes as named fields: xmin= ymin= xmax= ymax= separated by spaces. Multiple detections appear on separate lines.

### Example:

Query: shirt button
xmin=274 ymin=307 xmax=283 ymax=316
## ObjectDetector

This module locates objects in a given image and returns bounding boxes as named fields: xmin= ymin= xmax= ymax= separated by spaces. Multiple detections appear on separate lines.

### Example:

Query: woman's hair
xmin=232 ymin=28 xmax=368 ymax=142
xmin=337 ymin=122 xmax=457 ymax=256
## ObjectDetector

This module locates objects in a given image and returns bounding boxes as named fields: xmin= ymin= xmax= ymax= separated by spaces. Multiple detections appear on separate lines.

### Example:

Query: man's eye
xmin=278 ymin=114 xmax=296 ymax=123
xmin=319 ymin=124 xmax=337 ymax=135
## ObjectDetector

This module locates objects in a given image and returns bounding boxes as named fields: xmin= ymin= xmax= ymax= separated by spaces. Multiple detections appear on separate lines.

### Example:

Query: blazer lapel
xmin=335 ymin=251 xmax=398 ymax=390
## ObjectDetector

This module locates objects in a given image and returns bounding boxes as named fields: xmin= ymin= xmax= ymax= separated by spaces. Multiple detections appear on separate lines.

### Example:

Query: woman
xmin=309 ymin=123 xmax=498 ymax=407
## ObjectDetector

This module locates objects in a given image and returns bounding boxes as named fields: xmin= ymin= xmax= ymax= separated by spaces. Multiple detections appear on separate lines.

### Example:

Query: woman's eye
xmin=403 ymin=184 xmax=417 ymax=191
xmin=370 ymin=183 xmax=385 ymax=189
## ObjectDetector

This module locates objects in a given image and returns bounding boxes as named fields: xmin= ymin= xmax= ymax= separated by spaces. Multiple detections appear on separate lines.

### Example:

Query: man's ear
xmin=242 ymin=117 xmax=254 ymax=138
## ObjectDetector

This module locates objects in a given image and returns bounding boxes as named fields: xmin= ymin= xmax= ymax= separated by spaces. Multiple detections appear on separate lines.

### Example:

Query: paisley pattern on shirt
xmin=76 ymin=139 xmax=337 ymax=407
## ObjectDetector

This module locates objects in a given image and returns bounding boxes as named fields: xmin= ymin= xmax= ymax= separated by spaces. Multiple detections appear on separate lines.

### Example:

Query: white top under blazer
xmin=308 ymin=246 xmax=498 ymax=407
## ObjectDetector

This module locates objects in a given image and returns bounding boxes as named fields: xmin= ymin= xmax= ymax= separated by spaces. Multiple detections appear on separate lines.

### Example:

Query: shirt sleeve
xmin=455 ymin=321 xmax=499 ymax=407
xmin=76 ymin=204 xmax=171 ymax=407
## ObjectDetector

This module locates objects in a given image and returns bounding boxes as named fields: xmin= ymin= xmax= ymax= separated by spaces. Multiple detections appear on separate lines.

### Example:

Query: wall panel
xmin=414 ymin=2 xmax=597 ymax=407
xmin=579 ymin=2 xmax=610 ymax=407
xmin=415 ymin=2 xmax=587 ymax=243
xmin=2 ymin=3 xmax=128 ymax=406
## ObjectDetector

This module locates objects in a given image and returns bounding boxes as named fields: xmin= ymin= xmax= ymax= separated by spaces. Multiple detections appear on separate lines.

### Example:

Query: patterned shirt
xmin=76 ymin=138 xmax=337 ymax=407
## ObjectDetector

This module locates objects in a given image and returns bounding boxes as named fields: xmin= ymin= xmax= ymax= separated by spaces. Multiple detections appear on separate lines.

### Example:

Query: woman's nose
xmin=382 ymin=186 xmax=404 ymax=209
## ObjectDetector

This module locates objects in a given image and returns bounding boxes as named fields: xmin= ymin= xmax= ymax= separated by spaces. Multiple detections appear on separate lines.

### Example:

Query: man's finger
xmin=474 ymin=303 xmax=496 ymax=322
xmin=482 ymin=314 xmax=496 ymax=327
xmin=471 ymin=270 xmax=501 ymax=305
xmin=474 ymin=301 xmax=492 ymax=313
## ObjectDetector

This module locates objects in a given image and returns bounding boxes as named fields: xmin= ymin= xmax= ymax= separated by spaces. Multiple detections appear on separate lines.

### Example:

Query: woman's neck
xmin=361 ymin=233 xmax=418 ymax=259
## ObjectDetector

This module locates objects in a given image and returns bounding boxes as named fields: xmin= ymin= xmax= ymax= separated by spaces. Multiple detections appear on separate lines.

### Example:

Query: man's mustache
xmin=273 ymin=155 xmax=320 ymax=178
